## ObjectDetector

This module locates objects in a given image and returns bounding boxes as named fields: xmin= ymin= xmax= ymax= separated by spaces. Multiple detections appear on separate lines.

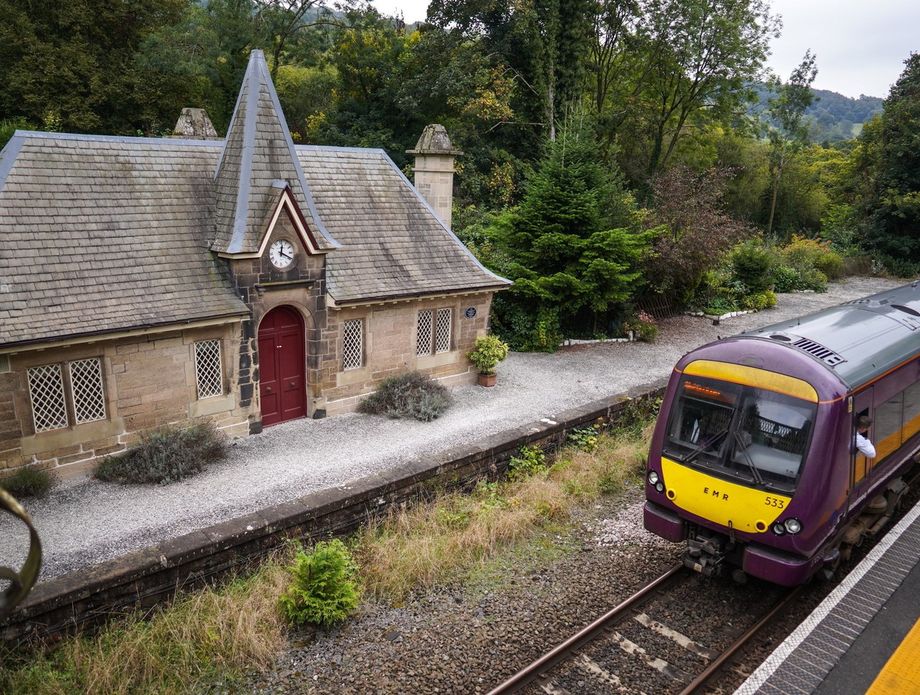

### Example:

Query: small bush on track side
xmin=279 ymin=539 xmax=362 ymax=628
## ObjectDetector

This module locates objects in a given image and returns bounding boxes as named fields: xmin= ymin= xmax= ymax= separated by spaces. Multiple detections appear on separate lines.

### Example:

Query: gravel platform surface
xmin=0 ymin=277 xmax=901 ymax=579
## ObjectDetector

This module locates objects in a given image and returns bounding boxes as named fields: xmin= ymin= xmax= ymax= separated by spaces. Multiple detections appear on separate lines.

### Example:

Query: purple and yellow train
xmin=644 ymin=282 xmax=920 ymax=585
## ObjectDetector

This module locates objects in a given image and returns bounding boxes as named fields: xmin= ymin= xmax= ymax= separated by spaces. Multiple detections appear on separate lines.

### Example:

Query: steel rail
xmin=677 ymin=584 xmax=804 ymax=695
xmin=487 ymin=563 xmax=687 ymax=695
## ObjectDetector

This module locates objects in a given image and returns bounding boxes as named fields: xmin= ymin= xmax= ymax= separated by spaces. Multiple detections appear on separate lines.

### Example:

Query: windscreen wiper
xmin=681 ymin=428 xmax=729 ymax=465
xmin=732 ymin=430 xmax=765 ymax=486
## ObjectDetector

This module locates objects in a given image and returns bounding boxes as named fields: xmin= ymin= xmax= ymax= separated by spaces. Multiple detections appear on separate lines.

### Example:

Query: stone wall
xmin=0 ymin=322 xmax=251 ymax=479
xmin=323 ymin=292 xmax=494 ymax=415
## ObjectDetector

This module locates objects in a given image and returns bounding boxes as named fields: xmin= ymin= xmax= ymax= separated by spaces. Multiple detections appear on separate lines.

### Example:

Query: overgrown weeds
xmin=0 ymin=553 xmax=291 ymax=695
xmin=0 ymin=466 xmax=55 ymax=498
xmin=95 ymin=422 xmax=225 ymax=485
xmin=358 ymin=371 xmax=451 ymax=422
xmin=353 ymin=418 xmax=653 ymax=603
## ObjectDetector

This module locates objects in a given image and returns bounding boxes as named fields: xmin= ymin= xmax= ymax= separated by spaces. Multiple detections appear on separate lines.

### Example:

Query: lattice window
xmin=70 ymin=358 xmax=106 ymax=424
xmin=343 ymin=319 xmax=363 ymax=370
xmin=417 ymin=310 xmax=433 ymax=356
xmin=195 ymin=340 xmax=223 ymax=399
xmin=28 ymin=364 xmax=68 ymax=432
xmin=435 ymin=308 xmax=452 ymax=353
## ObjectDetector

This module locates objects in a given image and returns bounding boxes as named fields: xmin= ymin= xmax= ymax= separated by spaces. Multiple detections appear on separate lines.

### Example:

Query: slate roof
xmin=297 ymin=146 xmax=508 ymax=303
xmin=0 ymin=133 xmax=248 ymax=348
xmin=212 ymin=50 xmax=338 ymax=255
xmin=0 ymin=50 xmax=508 ymax=349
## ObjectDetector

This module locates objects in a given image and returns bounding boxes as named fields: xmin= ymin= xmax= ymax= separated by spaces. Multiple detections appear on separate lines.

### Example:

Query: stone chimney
xmin=172 ymin=108 xmax=219 ymax=140
xmin=407 ymin=124 xmax=462 ymax=229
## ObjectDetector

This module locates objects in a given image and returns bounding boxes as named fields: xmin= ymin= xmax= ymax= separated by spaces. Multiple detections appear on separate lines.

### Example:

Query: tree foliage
xmin=858 ymin=53 xmax=920 ymax=268
xmin=0 ymin=0 xmax=916 ymax=345
xmin=765 ymin=51 xmax=818 ymax=235
xmin=644 ymin=166 xmax=751 ymax=302
xmin=486 ymin=122 xmax=651 ymax=348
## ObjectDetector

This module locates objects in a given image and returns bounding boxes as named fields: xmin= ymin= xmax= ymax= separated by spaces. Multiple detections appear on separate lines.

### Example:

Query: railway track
xmin=487 ymin=564 xmax=801 ymax=695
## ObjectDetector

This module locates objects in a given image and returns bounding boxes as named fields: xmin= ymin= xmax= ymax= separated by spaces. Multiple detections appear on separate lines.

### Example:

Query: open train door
xmin=848 ymin=387 xmax=874 ymax=512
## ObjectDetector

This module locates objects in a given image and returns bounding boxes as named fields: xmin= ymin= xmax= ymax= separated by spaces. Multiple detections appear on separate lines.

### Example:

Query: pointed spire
xmin=212 ymin=50 xmax=338 ymax=254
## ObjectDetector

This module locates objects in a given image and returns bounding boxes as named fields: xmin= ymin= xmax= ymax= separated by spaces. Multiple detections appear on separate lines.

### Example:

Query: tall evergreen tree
xmin=491 ymin=122 xmax=651 ymax=348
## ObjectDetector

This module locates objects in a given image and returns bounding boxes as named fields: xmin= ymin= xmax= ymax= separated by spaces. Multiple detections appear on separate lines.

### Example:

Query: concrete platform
xmin=736 ymin=499 xmax=920 ymax=694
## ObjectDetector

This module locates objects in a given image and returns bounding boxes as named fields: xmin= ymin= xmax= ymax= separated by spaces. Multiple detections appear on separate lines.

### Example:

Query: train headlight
xmin=647 ymin=471 xmax=660 ymax=486
xmin=772 ymin=522 xmax=785 ymax=535
xmin=784 ymin=518 xmax=802 ymax=535
xmin=655 ymin=482 xmax=664 ymax=492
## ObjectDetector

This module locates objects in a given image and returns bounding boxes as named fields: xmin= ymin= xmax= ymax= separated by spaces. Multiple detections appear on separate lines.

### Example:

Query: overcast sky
xmin=371 ymin=0 xmax=919 ymax=98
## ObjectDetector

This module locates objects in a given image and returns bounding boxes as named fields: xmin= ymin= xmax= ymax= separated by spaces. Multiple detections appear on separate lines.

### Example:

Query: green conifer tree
xmin=492 ymin=122 xmax=651 ymax=349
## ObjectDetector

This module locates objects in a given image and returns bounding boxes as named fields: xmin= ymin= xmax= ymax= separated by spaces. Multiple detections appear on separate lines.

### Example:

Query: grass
xmin=0 ymin=555 xmax=291 ymax=695
xmin=0 ymin=411 xmax=655 ymax=693
xmin=353 ymin=419 xmax=652 ymax=603
xmin=0 ymin=467 xmax=55 ymax=498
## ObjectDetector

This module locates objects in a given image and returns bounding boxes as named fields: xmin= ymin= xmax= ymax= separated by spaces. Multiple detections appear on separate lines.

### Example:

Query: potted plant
xmin=467 ymin=335 xmax=509 ymax=387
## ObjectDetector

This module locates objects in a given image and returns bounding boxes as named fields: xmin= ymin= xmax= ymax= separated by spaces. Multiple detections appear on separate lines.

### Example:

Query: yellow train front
xmin=644 ymin=283 xmax=920 ymax=585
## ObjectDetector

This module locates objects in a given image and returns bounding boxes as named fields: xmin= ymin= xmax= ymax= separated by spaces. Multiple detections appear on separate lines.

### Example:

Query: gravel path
xmin=0 ymin=277 xmax=901 ymax=579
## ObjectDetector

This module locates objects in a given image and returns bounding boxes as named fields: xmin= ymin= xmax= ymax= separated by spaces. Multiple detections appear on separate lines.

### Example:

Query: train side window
xmin=874 ymin=392 xmax=904 ymax=463
xmin=903 ymin=382 xmax=920 ymax=440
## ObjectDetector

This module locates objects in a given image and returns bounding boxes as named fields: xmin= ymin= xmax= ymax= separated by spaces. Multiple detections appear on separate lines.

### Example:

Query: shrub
xmin=771 ymin=263 xmax=802 ymax=293
xmin=491 ymin=298 xmax=562 ymax=352
xmin=0 ymin=467 xmax=54 ymax=498
xmin=467 ymin=335 xmax=510 ymax=375
xmin=782 ymin=235 xmax=843 ymax=283
xmin=358 ymin=371 xmax=451 ymax=422
xmin=623 ymin=310 xmax=658 ymax=342
xmin=279 ymin=539 xmax=361 ymax=628
xmin=876 ymin=254 xmax=920 ymax=279
xmin=95 ymin=422 xmax=225 ymax=484
xmin=731 ymin=239 xmax=774 ymax=293
xmin=741 ymin=290 xmax=777 ymax=311
xmin=508 ymin=445 xmax=546 ymax=480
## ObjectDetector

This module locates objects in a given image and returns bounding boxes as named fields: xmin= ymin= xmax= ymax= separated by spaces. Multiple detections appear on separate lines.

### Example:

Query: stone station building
xmin=0 ymin=50 xmax=509 ymax=479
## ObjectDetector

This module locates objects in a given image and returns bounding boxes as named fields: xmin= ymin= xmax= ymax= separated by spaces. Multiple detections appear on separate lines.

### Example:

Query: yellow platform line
xmin=867 ymin=615 xmax=920 ymax=694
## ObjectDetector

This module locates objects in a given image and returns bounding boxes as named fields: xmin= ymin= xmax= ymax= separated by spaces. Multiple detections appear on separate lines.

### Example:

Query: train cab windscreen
xmin=663 ymin=376 xmax=816 ymax=491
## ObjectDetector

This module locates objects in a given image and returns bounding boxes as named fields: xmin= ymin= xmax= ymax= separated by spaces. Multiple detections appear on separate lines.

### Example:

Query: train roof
xmin=741 ymin=281 xmax=920 ymax=390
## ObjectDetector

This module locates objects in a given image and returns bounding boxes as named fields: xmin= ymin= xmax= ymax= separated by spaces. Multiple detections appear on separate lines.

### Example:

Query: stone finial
xmin=172 ymin=108 xmax=219 ymax=140
xmin=407 ymin=124 xmax=462 ymax=230
xmin=407 ymin=124 xmax=464 ymax=157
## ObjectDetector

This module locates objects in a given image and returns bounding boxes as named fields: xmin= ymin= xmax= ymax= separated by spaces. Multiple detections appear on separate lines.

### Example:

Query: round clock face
xmin=269 ymin=239 xmax=296 ymax=269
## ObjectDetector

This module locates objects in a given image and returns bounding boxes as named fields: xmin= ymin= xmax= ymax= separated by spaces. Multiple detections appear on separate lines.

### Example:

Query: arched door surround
xmin=257 ymin=306 xmax=306 ymax=426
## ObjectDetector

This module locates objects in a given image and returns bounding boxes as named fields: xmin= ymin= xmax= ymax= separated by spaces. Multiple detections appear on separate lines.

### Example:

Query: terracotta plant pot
xmin=477 ymin=372 xmax=497 ymax=387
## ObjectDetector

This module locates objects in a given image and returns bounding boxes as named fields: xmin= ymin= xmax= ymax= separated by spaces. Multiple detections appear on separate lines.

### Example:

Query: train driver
xmin=855 ymin=415 xmax=876 ymax=459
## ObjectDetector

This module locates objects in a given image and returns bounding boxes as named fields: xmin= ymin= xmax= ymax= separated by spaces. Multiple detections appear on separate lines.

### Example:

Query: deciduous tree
xmin=765 ymin=51 xmax=818 ymax=235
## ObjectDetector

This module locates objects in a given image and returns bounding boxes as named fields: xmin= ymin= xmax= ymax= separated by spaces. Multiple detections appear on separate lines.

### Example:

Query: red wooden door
xmin=258 ymin=306 xmax=306 ymax=426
